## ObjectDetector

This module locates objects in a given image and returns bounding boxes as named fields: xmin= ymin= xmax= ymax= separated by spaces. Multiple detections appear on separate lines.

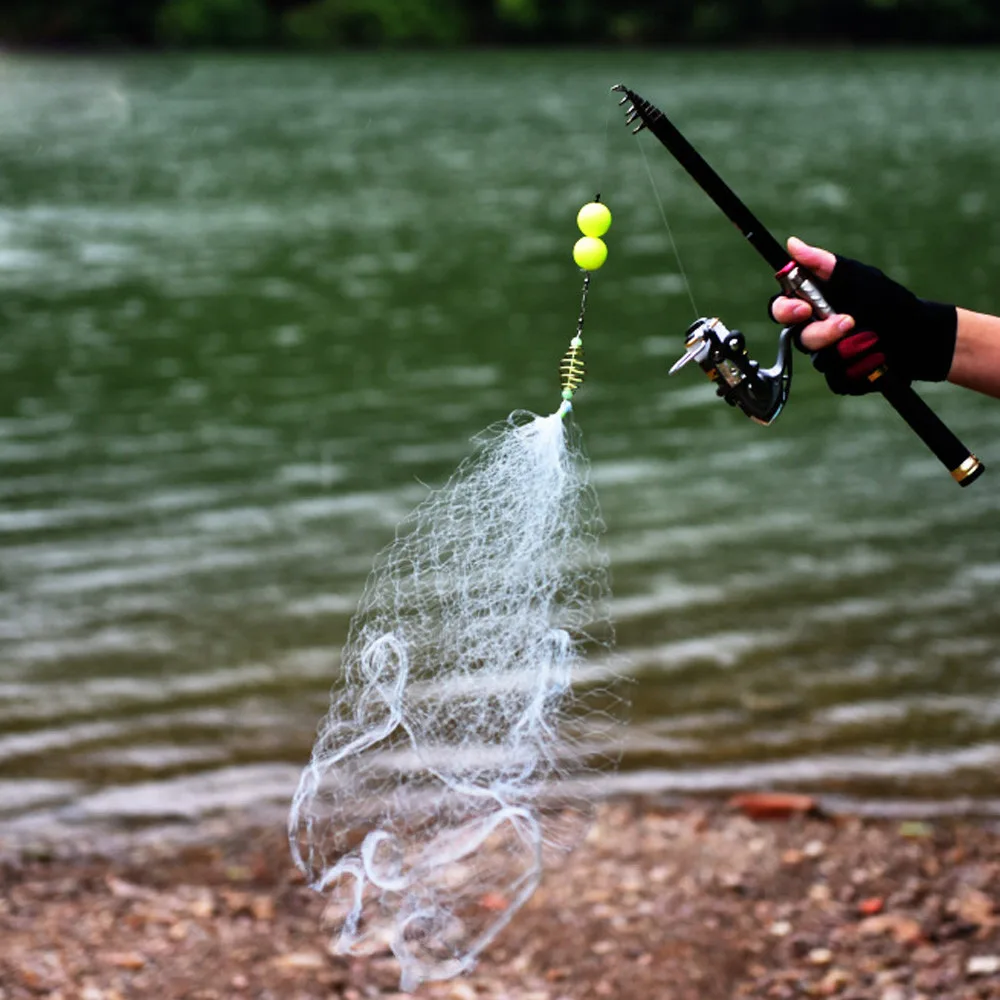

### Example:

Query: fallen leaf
xmin=858 ymin=912 xmax=923 ymax=945
xmin=728 ymin=792 xmax=818 ymax=821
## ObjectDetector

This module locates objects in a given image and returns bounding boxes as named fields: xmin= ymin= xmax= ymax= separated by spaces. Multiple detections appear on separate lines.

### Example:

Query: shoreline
xmin=2 ymin=795 xmax=998 ymax=999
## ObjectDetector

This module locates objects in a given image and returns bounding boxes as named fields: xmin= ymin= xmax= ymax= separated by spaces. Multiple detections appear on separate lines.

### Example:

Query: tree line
xmin=3 ymin=0 xmax=998 ymax=48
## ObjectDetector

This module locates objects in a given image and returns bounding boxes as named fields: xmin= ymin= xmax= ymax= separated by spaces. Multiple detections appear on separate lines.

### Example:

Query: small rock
xmin=803 ymin=839 xmax=825 ymax=858
xmin=221 ymin=890 xmax=254 ymax=916
xmin=816 ymin=968 xmax=852 ymax=996
xmin=952 ymin=888 xmax=995 ymax=928
xmin=769 ymin=920 xmax=792 ymax=937
xmin=966 ymin=954 xmax=1000 ymax=977
xmin=272 ymin=951 xmax=327 ymax=971
xmin=105 ymin=876 xmax=153 ymax=900
xmin=879 ymin=987 xmax=906 ymax=1000
xmin=186 ymin=889 xmax=215 ymax=920
xmin=807 ymin=947 xmax=833 ymax=966
xmin=858 ymin=913 xmax=923 ymax=945
xmin=103 ymin=953 xmax=146 ymax=971
xmin=911 ymin=945 xmax=940 ymax=966
xmin=809 ymin=883 xmax=831 ymax=904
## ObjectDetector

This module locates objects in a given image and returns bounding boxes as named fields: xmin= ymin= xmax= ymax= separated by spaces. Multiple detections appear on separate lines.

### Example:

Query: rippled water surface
xmin=2 ymin=50 xmax=1000 ymax=835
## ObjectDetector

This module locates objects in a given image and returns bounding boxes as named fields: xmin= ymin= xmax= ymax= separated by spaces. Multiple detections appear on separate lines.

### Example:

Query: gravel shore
xmin=2 ymin=797 xmax=998 ymax=999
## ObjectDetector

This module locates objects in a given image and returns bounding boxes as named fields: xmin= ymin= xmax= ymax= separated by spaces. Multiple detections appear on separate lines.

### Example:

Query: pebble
xmin=965 ymin=954 xmax=1000 ymax=977
xmin=858 ymin=913 xmax=923 ymax=945
xmin=809 ymin=883 xmax=832 ymax=903
xmin=271 ymin=951 xmax=326 ymax=971
xmin=816 ymin=968 xmax=852 ymax=995
xmin=807 ymin=947 xmax=833 ymax=966
xmin=953 ymin=888 xmax=995 ymax=927
xmin=103 ymin=952 xmax=146 ymax=971
xmin=803 ymin=839 xmax=826 ymax=858
xmin=879 ymin=986 xmax=906 ymax=1000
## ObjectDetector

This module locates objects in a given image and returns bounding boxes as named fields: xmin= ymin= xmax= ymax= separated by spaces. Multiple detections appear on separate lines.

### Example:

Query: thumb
xmin=787 ymin=236 xmax=837 ymax=281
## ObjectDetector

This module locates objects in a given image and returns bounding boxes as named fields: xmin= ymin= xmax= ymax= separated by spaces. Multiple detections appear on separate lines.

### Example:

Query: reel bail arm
xmin=671 ymin=318 xmax=793 ymax=426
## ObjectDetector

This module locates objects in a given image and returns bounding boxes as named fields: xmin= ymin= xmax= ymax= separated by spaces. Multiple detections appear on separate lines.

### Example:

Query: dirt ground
xmin=1 ymin=796 xmax=999 ymax=1000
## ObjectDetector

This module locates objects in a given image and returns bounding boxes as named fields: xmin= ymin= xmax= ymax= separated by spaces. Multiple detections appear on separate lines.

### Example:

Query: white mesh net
xmin=289 ymin=409 xmax=614 ymax=990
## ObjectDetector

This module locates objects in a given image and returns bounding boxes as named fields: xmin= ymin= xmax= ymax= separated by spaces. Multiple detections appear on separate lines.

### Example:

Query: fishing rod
xmin=612 ymin=84 xmax=984 ymax=487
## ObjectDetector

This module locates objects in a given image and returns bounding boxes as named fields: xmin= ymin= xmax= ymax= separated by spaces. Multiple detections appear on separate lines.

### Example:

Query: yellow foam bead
xmin=573 ymin=236 xmax=607 ymax=271
xmin=577 ymin=202 xmax=612 ymax=238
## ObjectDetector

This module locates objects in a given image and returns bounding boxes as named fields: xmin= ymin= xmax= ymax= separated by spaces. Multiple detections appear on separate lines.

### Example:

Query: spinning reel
xmin=670 ymin=317 xmax=795 ymax=426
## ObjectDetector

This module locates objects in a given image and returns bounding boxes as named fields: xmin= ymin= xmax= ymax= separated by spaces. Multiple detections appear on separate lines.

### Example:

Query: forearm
xmin=947 ymin=307 xmax=1000 ymax=399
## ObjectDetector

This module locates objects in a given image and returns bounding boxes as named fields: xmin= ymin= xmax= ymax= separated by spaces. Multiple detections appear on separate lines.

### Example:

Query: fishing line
xmin=635 ymin=132 xmax=700 ymax=320
xmin=556 ymin=96 xmax=617 ymax=422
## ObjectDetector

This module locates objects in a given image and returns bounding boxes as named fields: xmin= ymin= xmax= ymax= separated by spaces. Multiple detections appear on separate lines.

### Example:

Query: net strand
xmin=289 ymin=410 xmax=613 ymax=991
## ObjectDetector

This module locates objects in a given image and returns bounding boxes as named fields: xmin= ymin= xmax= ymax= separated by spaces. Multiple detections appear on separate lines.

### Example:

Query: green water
xmin=2 ymin=50 xmax=1000 ymax=833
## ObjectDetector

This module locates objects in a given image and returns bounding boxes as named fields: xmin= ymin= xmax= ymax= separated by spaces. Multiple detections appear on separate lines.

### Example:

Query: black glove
xmin=770 ymin=256 xmax=957 ymax=396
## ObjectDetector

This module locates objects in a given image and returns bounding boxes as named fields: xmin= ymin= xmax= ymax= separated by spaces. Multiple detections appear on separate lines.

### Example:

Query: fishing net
xmin=289 ymin=408 xmax=614 ymax=990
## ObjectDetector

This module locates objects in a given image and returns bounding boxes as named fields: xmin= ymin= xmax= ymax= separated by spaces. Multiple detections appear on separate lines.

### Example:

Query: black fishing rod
xmin=613 ymin=84 xmax=984 ymax=487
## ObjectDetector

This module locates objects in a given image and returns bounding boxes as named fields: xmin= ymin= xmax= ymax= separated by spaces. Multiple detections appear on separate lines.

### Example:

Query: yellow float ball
xmin=576 ymin=201 xmax=612 ymax=238
xmin=573 ymin=236 xmax=608 ymax=271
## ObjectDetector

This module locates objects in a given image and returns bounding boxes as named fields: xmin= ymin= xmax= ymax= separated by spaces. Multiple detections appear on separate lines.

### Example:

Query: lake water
xmin=2 ymin=50 xmax=1000 ymax=837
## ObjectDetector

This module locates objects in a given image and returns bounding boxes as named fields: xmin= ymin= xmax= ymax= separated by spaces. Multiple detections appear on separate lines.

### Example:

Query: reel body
xmin=670 ymin=318 xmax=794 ymax=426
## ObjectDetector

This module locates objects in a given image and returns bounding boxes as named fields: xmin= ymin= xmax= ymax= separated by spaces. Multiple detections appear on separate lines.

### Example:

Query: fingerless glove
xmin=778 ymin=256 xmax=958 ymax=396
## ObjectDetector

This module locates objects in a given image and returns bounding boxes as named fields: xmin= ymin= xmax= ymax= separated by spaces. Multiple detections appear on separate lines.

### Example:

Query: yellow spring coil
xmin=560 ymin=337 xmax=585 ymax=396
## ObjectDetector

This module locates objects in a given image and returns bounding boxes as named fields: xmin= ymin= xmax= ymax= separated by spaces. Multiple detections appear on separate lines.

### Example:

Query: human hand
xmin=769 ymin=236 xmax=957 ymax=395
xmin=770 ymin=237 xmax=854 ymax=351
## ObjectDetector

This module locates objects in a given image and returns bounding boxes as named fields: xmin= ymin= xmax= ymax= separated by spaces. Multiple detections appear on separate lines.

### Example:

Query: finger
xmin=772 ymin=296 xmax=813 ymax=325
xmin=787 ymin=236 xmax=837 ymax=281
xmin=799 ymin=314 xmax=855 ymax=352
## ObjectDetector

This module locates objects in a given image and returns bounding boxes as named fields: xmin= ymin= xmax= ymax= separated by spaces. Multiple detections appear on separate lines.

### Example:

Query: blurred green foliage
xmin=1 ymin=0 xmax=998 ymax=46
xmin=282 ymin=0 xmax=465 ymax=47
xmin=156 ymin=0 xmax=270 ymax=46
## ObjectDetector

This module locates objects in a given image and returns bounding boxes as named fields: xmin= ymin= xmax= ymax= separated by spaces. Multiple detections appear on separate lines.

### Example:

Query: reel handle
xmin=777 ymin=263 xmax=984 ymax=487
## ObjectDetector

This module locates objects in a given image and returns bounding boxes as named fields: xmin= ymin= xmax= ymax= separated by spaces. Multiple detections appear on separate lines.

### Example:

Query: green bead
xmin=571 ymin=336 xmax=582 ymax=348
xmin=562 ymin=388 xmax=573 ymax=400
